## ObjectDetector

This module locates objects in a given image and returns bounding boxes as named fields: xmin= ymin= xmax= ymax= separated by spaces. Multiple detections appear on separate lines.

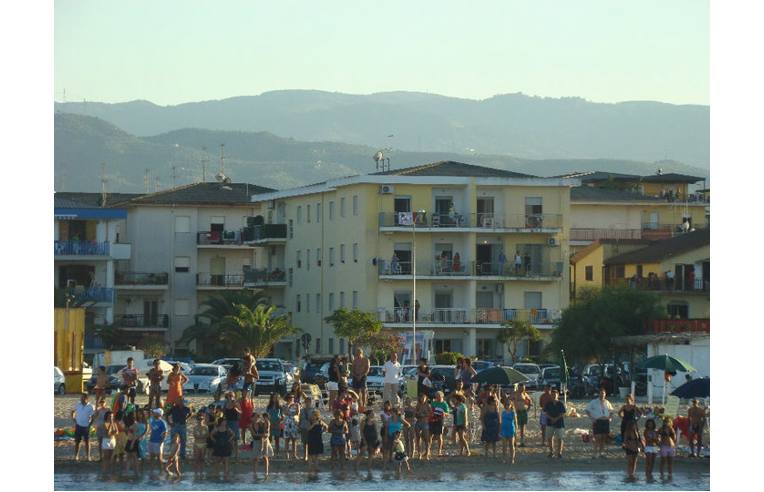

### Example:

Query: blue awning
xmin=54 ymin=208 xmax=127 ymax=219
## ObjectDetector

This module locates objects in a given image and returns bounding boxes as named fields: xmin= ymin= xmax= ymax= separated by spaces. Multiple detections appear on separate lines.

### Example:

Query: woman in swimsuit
xmin=307 ymin=410 xmax=328 ymax=474
xmin=360 ymin=409 xmax=381 ymax=471
xmin=622 ymin=419 xmax=643 ymax=479
xmin=266 ymin=393 xmax=284 ymax=455
xmin=299 ymin=399 xmax=314 ymax=461
xmin=618 ymin=394 xmax=641 ymax=438
xmin=192 ymin=412 xmax=209 ymax=475
xmin=643 ymin=418 xmax=659 ymax=479
xmin=500 ymin=397 xmax=517 ymax=464
xmin=481 ymin=395 xmax=501 ymax=459
xmin=222 ymin=391 xmax=242 ymax=459
xmin=251 ymin=413 xmax=274 ymax=478
xmin=123 ymin=413 xmax=141 ymax=475
xmin=658 ymin=417 xmax=676 ymax=478
xmin=414 ymin=393 xmax=431 ymax=460
xmin=328 ymin=409 xmax=349 ymax=469
xmin=100 ymin=411 xmax=117 ymax=473
xmin=211 ymin=418 xmax=235 ymax=480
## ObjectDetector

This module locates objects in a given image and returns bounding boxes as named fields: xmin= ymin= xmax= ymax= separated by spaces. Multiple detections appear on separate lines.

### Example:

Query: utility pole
xmin=219 ymin=144 xmax=225 ymax=174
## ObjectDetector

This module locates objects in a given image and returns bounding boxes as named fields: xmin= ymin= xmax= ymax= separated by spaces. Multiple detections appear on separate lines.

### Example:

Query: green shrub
xmin=435 ymin=351 xmax=464 ymax=365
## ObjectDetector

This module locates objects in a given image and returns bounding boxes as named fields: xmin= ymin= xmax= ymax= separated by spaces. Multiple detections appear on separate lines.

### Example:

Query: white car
xmin=184 ymin=364 xmax=227 ymax=393
xmin=54 ymin=366 xmax=66 ymax=395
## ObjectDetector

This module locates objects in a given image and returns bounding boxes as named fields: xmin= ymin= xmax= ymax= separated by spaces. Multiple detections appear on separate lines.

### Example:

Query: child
xmin=93 ymin=398 xmax=109 ymax=462
xmin=148 ymin=408 xmax=168 ymax=472
xmin=500 ymin=397 xmax=517 ymax=464
xmin=211 ymin=417 xmax=235 ymax=480
xmin=658 ymin=417 xmax=676 ymax=478
xmin=622 ymin=419 xmax=643 ymax=480
xmin=414 ymin=393 xmax=431 ymax=460
xmin=266 ymin=393 xmax=283 ymax=455
xmin=100 ymin=411 xmax=117 ymax=473
xmin=392 ymin=430 xmax=411 ymax=476
xmin=124 ymin=412 xmax=141 ymax=474
xmin=348 ymin=409 xmax=362 ymax=462
xmin=453 ymin=394 xmax=471 ymax=457
xmin=360 ymin=409 xmax=380 ymax=472
xmin=643 ymin=418 xmax=659 ymax=478
xmin=329 ymin=409 xmax=349 ymax=469
xmin=299 ymin=398 xmax=314 ymax=461
xmin=386 ymin=408 xmax=409 ymax=465
xmin=282 ymin=393 xmax=301 ymax=460
xmin=402 ymin=398 xmax=416 ymax=460
xmin=251 ymin=413 xmax=274 ymax=478
xmin=164 ymin=433 xmax=182 ymax=478
xmin=428 ymin=391 xmax=450 ymax=458
xmin=112 ymin=412 xmax=128 ymax=464
xmin=192 ymin=412 xmax=209 ymax=475
xmin=307 ymin=410 xmax=327 ymax=474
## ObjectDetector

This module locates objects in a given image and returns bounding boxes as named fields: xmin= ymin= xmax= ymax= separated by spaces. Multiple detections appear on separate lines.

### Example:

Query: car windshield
xmin=256 ymin=361 xmax=282 ymax=371
xmin=514 ymin=365 xmax=538 ymax=374
xmin=106 ymin=365 xmax=123 ymax=375
xmin=544 ymin=368 xmax=561 ymax=378
xmin=368 ymin=367 xmax=383 ymax=377
xmin=191 ymin=367 xmax=219 ymax=376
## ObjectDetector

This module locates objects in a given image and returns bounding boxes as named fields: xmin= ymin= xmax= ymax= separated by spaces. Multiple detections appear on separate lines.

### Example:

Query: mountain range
xmin=55 ymin=90 xmax=709 ymax=170
xmin=54 ymin=111 xmax=707 ymax=193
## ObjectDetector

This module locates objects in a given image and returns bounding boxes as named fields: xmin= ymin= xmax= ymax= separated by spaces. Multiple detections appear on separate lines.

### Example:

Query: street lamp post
xmin=410 ymin=210 xmax=426 ymax=365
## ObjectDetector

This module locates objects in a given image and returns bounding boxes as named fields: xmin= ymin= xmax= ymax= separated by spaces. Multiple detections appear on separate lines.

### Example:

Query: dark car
xmin=302 ymin=360 xmax=329 ymax=386
xmin=471 ymin=360 xmax=497 ymax=373
xmin=428 ymin=365 xmax=457 ymax=396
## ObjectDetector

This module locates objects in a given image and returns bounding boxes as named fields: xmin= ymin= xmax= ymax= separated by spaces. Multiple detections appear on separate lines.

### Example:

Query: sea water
xmin=55 ymin=470 xmax=710 ymax=490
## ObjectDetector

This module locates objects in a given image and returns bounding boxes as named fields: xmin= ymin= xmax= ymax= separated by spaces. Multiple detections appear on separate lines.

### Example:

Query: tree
xmin=138 ymin=336 xmax=166 ymax=359
xmin=497 ymin=319 xmax=542 ymax=364
xmin=366 ymin=330 xmax=405 ymax=364
xmin=220 ymin=303 xmax=299 ymax=357
xmin=547 ymin=287 xmax=665 ymax=365
xmin=324 ymin=308 xmax=382 ymax=353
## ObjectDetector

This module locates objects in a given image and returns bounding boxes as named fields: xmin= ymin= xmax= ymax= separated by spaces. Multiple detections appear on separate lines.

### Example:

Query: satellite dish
xmin=373 ymin=150 xmax=384 ymax=163
xmin=215 ymin=172 xmax=231 ymax=184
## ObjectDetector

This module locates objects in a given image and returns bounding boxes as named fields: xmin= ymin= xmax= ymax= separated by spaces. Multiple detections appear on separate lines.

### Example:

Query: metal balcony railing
xmin=378 ymin=212 xmax=563 ymax=229
xmin=114 ymin=314 xmax=169 ymax=328
xmin=196 ymin=230 xmax=244 ymax=245
xmin=75 ymin=287 xmax=115 ymax=304
xmin=570 ymin=228 xmax=642 ymax=241
xmin=54 ymin=240 xmax=110 ymax=256
xmin=252 ymin=224 xmax=288 ymax=241
xmin=377 ymin=307 xmax=561 ymax=325
xmin=115 ymin=271 xmax=169 ymax=285
xmin=243 ymin=268 xmax=287 ymax=285
xmin=604 ymin=276 xmax=709 ymax=293
xmin=196 ymin=273 xmax=245 ymax=287
xmin=377 ymin=259 xmax=562 ymax=278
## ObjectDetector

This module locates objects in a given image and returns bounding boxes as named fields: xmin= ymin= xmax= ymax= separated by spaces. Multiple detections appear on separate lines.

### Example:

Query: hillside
xmin=55 ymin=90 xmax=710 ymax=169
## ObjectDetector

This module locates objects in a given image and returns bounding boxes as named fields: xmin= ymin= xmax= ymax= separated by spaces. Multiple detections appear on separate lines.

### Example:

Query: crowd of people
xmin=66 ymin=351 xmax=708 ymax=482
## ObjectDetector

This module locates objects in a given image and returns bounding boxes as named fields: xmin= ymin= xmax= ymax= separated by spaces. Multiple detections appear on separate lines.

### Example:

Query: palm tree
xmin=220 ymin=303 xmax=298 ymax=357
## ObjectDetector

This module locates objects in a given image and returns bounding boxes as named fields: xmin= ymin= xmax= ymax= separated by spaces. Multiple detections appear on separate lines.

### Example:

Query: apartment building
xmin=54 ymin=193 xmax=137 ymax=353
xmin=249 ymin=161 xmax=579 ymax=362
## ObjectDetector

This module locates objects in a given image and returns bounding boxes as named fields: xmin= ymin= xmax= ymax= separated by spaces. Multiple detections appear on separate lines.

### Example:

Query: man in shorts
xmin=242 ymin=348 xmax=259 ymax=398
xmin=687 ymin=399 xmax=707 ymax=457
xmin=352 ymin=348 xmax=371 ymax=410
xmin=148 ymin=408 xmax=168 ymax=469
xmin=585 ymin=388 xmax=613 ymax=458
xmin=511 ymin=383 xmax=532 ymax=447
xmin=538 ymin=385 xmax=554 ymax=443
xmin=120 ymin=357 xmax=140 ymax=405
xmin=543 ymin=389 xmax=566 ymax=459
xmin=147 ymin=359 xmax=164 ymax=409
xmin=71 ymin=393 xmax=95 ymax=461
xmin=382 ymin=352 xmax=401 ymax=405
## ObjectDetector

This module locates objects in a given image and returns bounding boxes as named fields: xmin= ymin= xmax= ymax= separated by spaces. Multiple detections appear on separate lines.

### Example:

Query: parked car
xmin=283 ymin=362 xmax=300 ymax=384
xmin=471 ymin=360 xmax=497 ymax=373
xmin=211 ymin=357 xmax=243 ymax=369
xmin=165 ymin=360 xmax=193 ymax=374
xmin=348 ymin=365 xmax=387 ymax=395
xmin=428 ymin=365 xmax=457 ymax=396
xmin=254 ymin=358 xmax=290 ymax=396
xmin=86 ymin=364 xmax=149 ymax=395
xmin=183 ymin=364 xmax=226 ymax=393
xmin=302 ymin=360 xmax=329 ymax=385
xmin=540 ymin=365 xmax=562 ymax=390
xmin=401 ymin=365 xmax=418 ymax=379
xmin=511 ymin=363 xmax=542 ymax=389
xmin=54 ymin=366 xmax=66 ymax=395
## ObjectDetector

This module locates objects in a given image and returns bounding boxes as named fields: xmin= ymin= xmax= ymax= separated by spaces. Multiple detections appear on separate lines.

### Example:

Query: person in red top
xmin=239 ymin=393 xmax=255 ymax=445
xmin=121 ymin=357 xmax=140 ymax=405
xmin=332 ymin=389 xmax=353 ymax=422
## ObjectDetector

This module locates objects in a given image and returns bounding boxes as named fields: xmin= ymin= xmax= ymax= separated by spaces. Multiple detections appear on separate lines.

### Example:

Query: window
xmin=329 ymin=292 xmax=335 ymax=311
xmin=288 ymin=219 xmax=293 ymax=239
xmin=174 ymin=299 xmax=190 ymax=316
xmin=288 ymin=268 xmax=293 ymax=287
xmin=435 ymin=339 xmax=452 ymax=354
xmin=329 ymin=201 xmax=335 ymax=220
xmin=296 ymin=295 xmax=302 ymax=312
xmin=340 ymin=338 xmax=346 ymax=355
xmin=306 ymin=204 xmax=311 ymax=223
xmin=352 ymin=195 xmax=359 ymax=216
xmin=524 ymin=291 xmax=543 ymax=310
xmin=340 ymin=244 xmax=346 ymax=263
xmin=316 ymin=248 xmax=321 ymax=266
xmin=174 ymin=256 xmax=190 ymax=273
xmin=316 ymin=203 xmax=321 ymax=223
xmin=352 ymin=291 xmax=359 ymax=309
xmin=297 ymin=206 xmax=302 ymax=224
xmin=353 ymin=243 xmax=359 ymax=263
xmin=585 ymin=266 xmax=593 ymax=281
xmin=307 ymin=249 xmax=311 ymax=271
xmin=175 ymin=216 xmax=190 ymax=233
xmin=315 ymin=338 xmax=321 ymax=354
xmin=329 ymin=247 xmax=335 ymax=266
xmin=340 ymin=291 xmax=345 ymax=308
xmin=667 ymin=302 xmax=689 ymax=319
xmin=328 ymin=338 xmax=335 ymax=354
xmin=525 ymin=197 xmax=543 ymax=224
xmin=340 ymin=197 xmax=346 ymax=217
xmin=210 ymin=216 xmax=225 ymax=231
xmin=296 ymin=250 xmax=302 ymax=268
xmin=306 ymin=293 xmax=311 ymax=312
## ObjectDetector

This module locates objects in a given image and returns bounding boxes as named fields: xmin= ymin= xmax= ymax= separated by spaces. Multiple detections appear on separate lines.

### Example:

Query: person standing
xmin=523 ymin=252 xmax=532 ymax=275
xmin=121 ymin=357 xmax=140 ymax=405
xmin=480 ymin=395 xmax=501 ymax=458
xmin=242 ymin=348 xmax=259 ymax=398
xmin=147 ymin=359 xmax=164 ymax=409
xmin=148 ymin=408 xmax=168 ymax=471
xmin=622 ymin=420 xmax=643 ymax=479
xmin=166 ymin=363 xmax=188 ymax=407
xmin=416 ymin=358 xmax=431 ymax=398
xmin=460 ymin=358 xmax=477 ymax=405
xmin=327 ymin=355 xmax=341 ymax=407
xmin=585 ymin=388 xmax=614 ymax=458
xmin=94 ymin=366 xmax=108 ymax=401
xmin=687 ymin=399 xmax=707 ymax=458
xmin=618 ymin=393 xmax=641 ymax=439
xmin=500 ymin=397 xmax=518 ymax=464
xmin=168 ymin=398 xmax=191 ymax=459
xmin=511 ymin=383 xmax=532 ymax=447
xmin=543 ymin=389 xmax=566 ymax=459
xmin=514 ymin=251 xmax=522 ymax=275
xmin=352 ymin=348 xmax=371 ymax=410
xmin=497 ymin=250 xmax=507 ymax=275
xmin=72 ymin=393 xmax=95 ymax=461
xmin=382 ymin=352 xmax=401 ymax=405
xmin=538 ymin=385 xmax=554 ymax=443
xmin=428 ymin=391 xmax=450 ymax=457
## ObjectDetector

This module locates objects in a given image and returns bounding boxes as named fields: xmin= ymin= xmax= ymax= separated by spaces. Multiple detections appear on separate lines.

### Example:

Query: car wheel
xmin=57 ymin=384 xmax=66 ymax=395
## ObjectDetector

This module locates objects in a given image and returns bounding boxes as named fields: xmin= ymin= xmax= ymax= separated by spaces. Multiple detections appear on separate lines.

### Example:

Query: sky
xmin=54 ymin=0 xmax=708 ymax=106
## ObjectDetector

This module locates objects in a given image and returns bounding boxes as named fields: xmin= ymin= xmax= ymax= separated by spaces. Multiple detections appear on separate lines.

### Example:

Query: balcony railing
xmin=114 ymin=314 xmax=169 ymax=329
xmin=604 ymin=276 xmax=709 ymax=293
xmin=378 ymin=307 xmax=561 ymax=325
xmin=115 ymin=271 xmax=169 ymax=285
xmin=75 ymin=287 xmax=115 ymax=304
xmin=378 ymin=212 xmax=563 ymax=229
xmin=650 ymin=318 xmax=709 ymax=334
xmin=252 ymin=224 xmax=288 ymax=241
xmin=54 ymin=240 xmax=110 ymax=256
xmin=570 ymin=228 xmax=642 ymax=241
xmin=243 ymin=268 xmax=287 ymax=285
xmin=378 ymin=259 xmax=563 ymax=278
xmin=196 ymin=230 xmax=245 ymax=245
xmin=196 ymin=273 xmax=245 ymax=287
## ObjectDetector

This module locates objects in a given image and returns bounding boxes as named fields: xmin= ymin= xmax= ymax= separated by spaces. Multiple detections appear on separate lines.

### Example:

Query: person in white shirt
xmin=585 ymin=388 xmax=614 ymax=458
xmin=382 ymin=353 xmax=402 ymax=405
xmin=72 ymin=393 xmax=96 ymax=461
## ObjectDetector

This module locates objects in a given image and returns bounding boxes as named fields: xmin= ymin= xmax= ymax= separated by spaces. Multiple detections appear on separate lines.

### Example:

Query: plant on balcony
xmin=324 ymin=308 xmax=383 ymax=353
xmin=219 ymin=304 xmax=299 ymax=357
xmin=497 ymin=319 xmax=542 ymax=365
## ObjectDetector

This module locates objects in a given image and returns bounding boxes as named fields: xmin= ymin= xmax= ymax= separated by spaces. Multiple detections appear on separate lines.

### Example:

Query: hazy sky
xmin=55 ymin=0 xmax=708 ymax=106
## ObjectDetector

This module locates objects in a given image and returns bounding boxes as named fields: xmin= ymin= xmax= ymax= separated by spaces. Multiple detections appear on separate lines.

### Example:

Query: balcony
xmin=570 ymin=228 xmax=642 ymax=242
xmin=243 ymin=268 xmax=287 ymax=288
xmin=604 ymin=277 xmax=709 ymax=294
xmin=196 ymin=273 xmax=245 ymax=289
xmin=75 ymin=287 xmax=115 ymax=304
xmin=650 ymin=318 xmax=709 ymax=335
xmin=54 ymin=240 xmax=110 ymax=257
xmin=249 ymin=224 xmax=288 ymax=244
xmin=196 ymin=231 xmax=249 ymax=247
xmin=115 ymin=271 xmax=169 ymax=288
xmin=378 ymin=259 xmax=563 ymax=280
xmin=114 ymin=314 xmax=169 ymax=331
xmin=377 ymin=307 xmax=561 ymax=326
xmin=378 ymin=212 xmax=563 ymax=232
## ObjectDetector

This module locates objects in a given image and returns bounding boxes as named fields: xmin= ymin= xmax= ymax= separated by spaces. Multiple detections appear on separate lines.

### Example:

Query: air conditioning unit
xmin=379 ymin=185 xmax=395 ymax=194
xmin=548 ymin=238 xmax=558 ymax=246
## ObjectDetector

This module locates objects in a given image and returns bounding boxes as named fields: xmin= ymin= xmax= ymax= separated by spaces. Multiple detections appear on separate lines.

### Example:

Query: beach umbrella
xmin=638 ymin=354 xmax=695 ymax=404
xmin=671 ymin=377 xmax=710 ymax=399
xmin=473 ymin=366 xmax=530 ymax=386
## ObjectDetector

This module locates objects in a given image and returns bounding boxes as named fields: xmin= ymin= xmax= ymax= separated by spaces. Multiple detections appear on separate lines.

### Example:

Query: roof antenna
xmin=201 ymin=146 xmax=209 ymax=182
xmin=219 ymin=144 xmax=225 ymax=175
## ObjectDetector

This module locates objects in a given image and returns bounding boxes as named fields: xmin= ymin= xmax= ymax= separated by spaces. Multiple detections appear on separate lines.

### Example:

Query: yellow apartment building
xmin=249 ymin=161 xmax=579 ymax=362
